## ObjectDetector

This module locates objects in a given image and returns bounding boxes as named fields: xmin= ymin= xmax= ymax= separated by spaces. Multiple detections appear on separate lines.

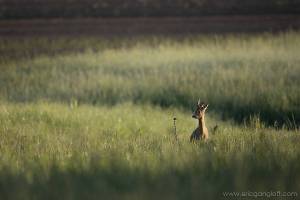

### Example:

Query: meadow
xmin=0 ymin=31 xmax=300 ymax=199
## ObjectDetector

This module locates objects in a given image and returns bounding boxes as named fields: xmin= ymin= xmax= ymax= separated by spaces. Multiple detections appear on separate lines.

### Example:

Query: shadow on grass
xmin=0 ymin=152 xmax=299 ymax=200
xmin=5 ymin=88 xmax=300 ymax=129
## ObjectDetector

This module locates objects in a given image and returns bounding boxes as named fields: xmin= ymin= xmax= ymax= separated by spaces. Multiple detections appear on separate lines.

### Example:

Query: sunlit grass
xmin=0 ymin=32 xmax=300 ymax=199
xmin=1 ymin=32 xmax=299 ymax=125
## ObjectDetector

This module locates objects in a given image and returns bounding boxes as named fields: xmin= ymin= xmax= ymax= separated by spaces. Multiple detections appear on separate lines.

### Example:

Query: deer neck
xmin=198 ymin=115 xmax=206 ymax=130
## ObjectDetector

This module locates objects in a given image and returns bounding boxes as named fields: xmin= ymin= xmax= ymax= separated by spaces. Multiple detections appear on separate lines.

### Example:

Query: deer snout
xmin=192 ymin=114 xmax=198 ymax=119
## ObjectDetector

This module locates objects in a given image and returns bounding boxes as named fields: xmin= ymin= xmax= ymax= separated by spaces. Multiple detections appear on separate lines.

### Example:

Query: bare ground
xmin=0 ymin=15 xmax=300 ymax=37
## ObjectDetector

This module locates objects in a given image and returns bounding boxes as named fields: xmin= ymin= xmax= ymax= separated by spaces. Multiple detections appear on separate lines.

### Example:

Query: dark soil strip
xmin=1 ymin=15 xmax=300 ymax=37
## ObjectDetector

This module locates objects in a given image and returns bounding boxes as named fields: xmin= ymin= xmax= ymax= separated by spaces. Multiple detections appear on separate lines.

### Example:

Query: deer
xmin=190 ymin=99 xmax=209 ymax=142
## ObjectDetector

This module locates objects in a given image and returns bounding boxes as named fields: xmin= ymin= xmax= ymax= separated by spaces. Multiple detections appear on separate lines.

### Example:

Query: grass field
xmin=0 ymin=31 xmax=300 ymax=199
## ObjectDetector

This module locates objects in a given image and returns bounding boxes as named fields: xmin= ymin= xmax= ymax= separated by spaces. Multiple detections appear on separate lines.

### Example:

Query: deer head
xmin=192 ymin=99 xmax=209 ymax=119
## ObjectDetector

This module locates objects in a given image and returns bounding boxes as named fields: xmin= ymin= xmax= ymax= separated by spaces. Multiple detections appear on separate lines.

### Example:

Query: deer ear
xmin=197 ymin=99 xmax=201 ymax=106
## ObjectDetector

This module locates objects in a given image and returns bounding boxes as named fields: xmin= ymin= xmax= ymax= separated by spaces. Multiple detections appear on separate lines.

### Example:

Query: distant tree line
xmin=0 ymin=0 xmax=299 ymax=19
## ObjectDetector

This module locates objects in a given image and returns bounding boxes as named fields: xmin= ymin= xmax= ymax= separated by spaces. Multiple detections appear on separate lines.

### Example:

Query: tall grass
xmin=1 ymin=32 xmax=299 ymax=125
xmin=0 ymin=102 xmax=299 ymax=200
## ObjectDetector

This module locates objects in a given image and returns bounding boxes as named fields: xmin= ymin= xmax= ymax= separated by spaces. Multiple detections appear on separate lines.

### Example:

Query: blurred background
xmin=1 ymin=0 xmax=300 ymax=18
xmin=0 ymin=0 xmax=300 ymax=125
xmin=0 ymin=0 xmax=300 ymax=36
xmin=1 ymin=0 xmax=300 ymax=125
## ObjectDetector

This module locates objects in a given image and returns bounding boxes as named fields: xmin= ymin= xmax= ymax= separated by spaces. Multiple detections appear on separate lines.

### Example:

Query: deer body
xmin=190 ymin=117 xmax=208 ymax=141
xmin=190 ymin=100 xmax=209 ymax=142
